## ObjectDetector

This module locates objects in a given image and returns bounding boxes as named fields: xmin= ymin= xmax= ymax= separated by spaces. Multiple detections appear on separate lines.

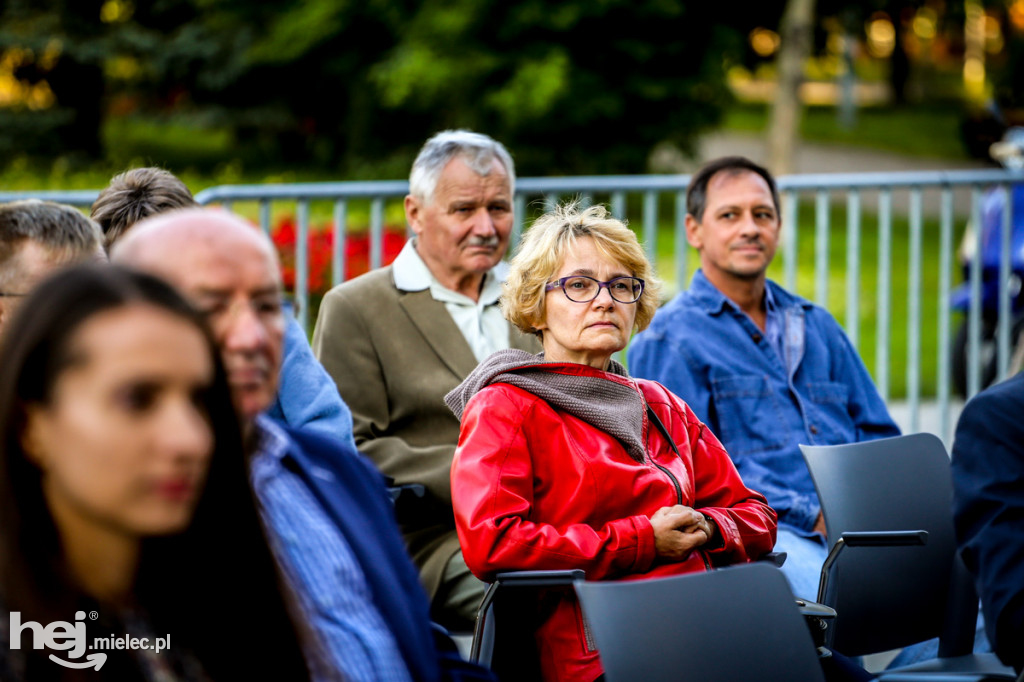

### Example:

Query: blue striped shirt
xmin=252 ymin=416 xmax=413 ymax=682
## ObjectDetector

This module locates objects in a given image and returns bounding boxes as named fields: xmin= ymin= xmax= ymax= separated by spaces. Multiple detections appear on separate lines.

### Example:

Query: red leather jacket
xmin=451 ymin=371 xmax=777 ymax=682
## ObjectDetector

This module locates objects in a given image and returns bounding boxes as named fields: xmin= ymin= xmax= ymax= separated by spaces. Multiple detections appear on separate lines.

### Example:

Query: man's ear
xmin=404 ymin=195 xmax=424 ymax=237
xmin=685 ymin=214 xmax=702 ymax=250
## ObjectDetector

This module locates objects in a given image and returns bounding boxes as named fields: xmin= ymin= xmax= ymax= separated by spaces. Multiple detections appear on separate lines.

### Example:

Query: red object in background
xmin=343 ymin=231 xmax=406 ymax=282
xmin=270 ymin=216 xmax=405 ymax=294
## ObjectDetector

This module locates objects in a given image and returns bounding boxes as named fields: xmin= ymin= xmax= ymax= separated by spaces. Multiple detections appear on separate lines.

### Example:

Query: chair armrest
xmin=493 ymin=569 xmax=585 ymax=588
xmin=387 ymin=482 xmax=426 ymax=503
xmin=794 ymin=598 xmax=838 ymax=650
xmin=876 ymin=671 xmax=1011 ymax=675
xmin=758 ymin=551 xmax=787 ymax=567
xmin=818 ymin=530 xmax=929 ymax=603
xmin=794 ymin=599 xmax=837 ymax=619
xmin=387 ymin=483 xmax=427 ymax=521
xmin=840 ymin=530 xmax=928 ymax=547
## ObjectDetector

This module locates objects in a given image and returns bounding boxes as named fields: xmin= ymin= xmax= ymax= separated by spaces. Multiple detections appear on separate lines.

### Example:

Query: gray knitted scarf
xmin=444 ymin=348 xmax=648 ymax=462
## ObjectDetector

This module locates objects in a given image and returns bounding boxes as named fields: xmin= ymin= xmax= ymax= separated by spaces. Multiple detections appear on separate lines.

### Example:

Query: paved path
xmin=689 ymin=131 xmax=992 ymax=217
xmin=694 ymin=131 xmax=990 ymax=176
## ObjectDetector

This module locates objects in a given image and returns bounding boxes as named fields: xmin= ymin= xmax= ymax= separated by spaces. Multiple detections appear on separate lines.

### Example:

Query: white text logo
xmin=9 ymin=610 xmax=106 ymax=670
xmin=9 ymin=610 xmax=173 ymax=671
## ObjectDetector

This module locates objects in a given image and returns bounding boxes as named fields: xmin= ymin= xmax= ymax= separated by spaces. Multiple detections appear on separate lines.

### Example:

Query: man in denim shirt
xmin=628 ymin=156 xmax=900 ymax=599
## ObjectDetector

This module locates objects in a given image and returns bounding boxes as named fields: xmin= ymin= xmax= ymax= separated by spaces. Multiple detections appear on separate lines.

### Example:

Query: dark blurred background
xmin=0 ymin=0 xmax=1019 ymax=184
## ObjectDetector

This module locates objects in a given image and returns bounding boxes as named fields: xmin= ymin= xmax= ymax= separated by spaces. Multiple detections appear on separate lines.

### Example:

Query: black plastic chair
xmin=801 ymin=432 xmax=1014 ymax=679
xmin=469 ymin=569 xmax=584 ymax=681
xmin=468 ymin=553 xmax=836 ymax=679
xmin=575 ymin=563 xmax=826 ymax=682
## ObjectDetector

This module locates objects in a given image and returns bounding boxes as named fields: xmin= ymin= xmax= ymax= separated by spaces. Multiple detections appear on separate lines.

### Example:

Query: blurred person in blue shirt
xmin=92 ymin=167 xmax=355 ymax=449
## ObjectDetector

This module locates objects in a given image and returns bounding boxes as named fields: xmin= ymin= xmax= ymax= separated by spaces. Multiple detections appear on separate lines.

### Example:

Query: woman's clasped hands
xmin=651 ymin=505 xmax=716 ymax=561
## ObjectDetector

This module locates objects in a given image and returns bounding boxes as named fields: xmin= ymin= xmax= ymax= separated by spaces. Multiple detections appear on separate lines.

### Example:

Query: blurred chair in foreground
xmin=469 ymin=570 xmax=584 ymax=681
xmin=575 ymin=563 xmax=826 ymax=682
xmin=801 ymin=433 xmax=1013 ymax=680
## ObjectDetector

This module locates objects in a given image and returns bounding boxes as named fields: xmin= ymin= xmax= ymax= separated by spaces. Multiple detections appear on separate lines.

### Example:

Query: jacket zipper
xmin=645 ymin=401 xmax=683 ymax=505
xmin=652 ymin=461 xmax=711 ymax=570
xmin=646 ymin=402 xmax=712 ymax=570
xmin=652 ymin=461 xmax=683 ymax=505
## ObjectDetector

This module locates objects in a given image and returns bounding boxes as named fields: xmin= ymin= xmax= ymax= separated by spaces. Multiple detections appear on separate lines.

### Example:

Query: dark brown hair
xmin=91 ymin=168 xmax=197 ymax=250
xmin=0 ymin=264 xmax=309 ymax=680
xmin=686 ymin=156 xmax=781 ymax=223
xmin=0 ymin=200 xmax=102 ymax=290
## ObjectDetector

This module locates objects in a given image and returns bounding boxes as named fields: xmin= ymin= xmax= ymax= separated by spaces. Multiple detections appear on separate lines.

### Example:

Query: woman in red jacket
xmin=446 ymin=202 xmax=778 ymax=682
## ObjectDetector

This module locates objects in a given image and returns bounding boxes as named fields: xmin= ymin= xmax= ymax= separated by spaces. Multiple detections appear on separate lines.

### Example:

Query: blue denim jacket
xmin=628 ymin=270 xmax=900 ymax=534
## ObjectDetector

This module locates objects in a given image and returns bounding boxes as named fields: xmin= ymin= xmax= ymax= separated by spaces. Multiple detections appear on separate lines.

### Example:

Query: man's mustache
xmin=732 ymin=239 xmax=764 ymax=249
xmin=468 ymin=235 xmax=500 ymax=248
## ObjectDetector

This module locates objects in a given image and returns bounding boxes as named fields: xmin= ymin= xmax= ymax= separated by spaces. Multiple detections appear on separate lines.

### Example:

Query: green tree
xmin=173 ymin=0 xmax=749 ymax=175
xmin=369 ymin=0 xmax=743 ymax=174
xmin=0 ymin=0 xmax=759 ymax=175
xmin=0 ymin=0 xmax=108 ymax=157
xmin=0 ymin=0 xmax=202 ymax=159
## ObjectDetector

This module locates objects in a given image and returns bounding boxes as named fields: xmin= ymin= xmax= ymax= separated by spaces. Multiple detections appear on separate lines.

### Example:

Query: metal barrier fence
xmin=5 ymin=167 xmax=1023 ymax=442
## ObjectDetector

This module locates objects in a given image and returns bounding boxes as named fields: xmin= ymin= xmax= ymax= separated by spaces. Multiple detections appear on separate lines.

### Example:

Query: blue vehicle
xmin=951 ymin=129 xmax=1024 ymax=396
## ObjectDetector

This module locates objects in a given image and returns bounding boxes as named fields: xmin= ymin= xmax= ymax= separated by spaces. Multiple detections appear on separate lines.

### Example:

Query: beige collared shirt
xmin=392 ymin=239 xmax=510 ymax=362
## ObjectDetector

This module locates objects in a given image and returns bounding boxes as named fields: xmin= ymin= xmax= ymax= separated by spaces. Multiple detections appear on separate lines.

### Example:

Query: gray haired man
xmin=313 ymin=130 xmax=541 ymax=630
xmin=0 ymin=200 xmax=104 ymax=334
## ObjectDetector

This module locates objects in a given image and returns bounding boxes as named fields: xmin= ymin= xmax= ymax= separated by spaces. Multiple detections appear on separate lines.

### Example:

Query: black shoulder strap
xmin=646 ymin=404 xmax=681 ymax=458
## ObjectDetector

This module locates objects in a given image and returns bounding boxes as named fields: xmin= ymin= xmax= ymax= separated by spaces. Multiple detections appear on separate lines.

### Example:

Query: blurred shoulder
xmin=637 ymin=292 xmax=701 ymax=343
xmin=281 ymin=422 xmax=385 ymax=486
xmin=637 ymin=378 xmax=694 ymax=418
xmin=321 ymin=266 xmax=396 ymax=304
xmin=657 ymin=290 xmax=703 ymax=319
xmin=466 ymin=382 xmax=545 ymax=414
xmin=962 ymin=373 xmax=1024 ymax=424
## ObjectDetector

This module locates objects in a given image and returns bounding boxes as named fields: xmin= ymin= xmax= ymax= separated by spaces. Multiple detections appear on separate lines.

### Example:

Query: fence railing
xmin=6 ymin=167 xmax=1022 ymax=443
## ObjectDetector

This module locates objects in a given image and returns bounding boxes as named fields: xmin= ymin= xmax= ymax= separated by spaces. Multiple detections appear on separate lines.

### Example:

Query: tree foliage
xmin=0 ymin=0 xmax=756 ymax=174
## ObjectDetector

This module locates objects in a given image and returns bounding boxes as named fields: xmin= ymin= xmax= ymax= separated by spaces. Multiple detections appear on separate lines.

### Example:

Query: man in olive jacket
xmin=313 ymin=130 xmax=540 ymax=630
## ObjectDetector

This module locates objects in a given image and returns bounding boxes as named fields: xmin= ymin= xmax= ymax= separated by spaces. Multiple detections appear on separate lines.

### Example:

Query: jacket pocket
xmin=575 ymin=598 xmax=598 ymax=654
xmin=710 ymin=374 xmax=787 ymax=455
xmin=803 ymin=381 xmax=852 ymax=442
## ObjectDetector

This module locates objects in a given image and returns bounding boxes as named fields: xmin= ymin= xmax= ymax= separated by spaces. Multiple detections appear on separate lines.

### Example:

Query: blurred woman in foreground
xmin=446 ymin=204 xmax=777 ymax=682
xmin=0 ymin=265 xmax=309 ymax=681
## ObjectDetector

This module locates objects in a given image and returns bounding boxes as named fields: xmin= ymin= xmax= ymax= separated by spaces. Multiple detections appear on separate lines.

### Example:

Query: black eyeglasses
xmin=545 ymin=276 xmax=645 ymax=303
xmin=0 ymin=292 xmax=27 ymax=297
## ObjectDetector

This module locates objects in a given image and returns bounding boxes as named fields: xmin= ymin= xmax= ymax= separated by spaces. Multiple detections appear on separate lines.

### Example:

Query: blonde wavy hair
xmin=502 ymin=202 xmax=662 ymax=338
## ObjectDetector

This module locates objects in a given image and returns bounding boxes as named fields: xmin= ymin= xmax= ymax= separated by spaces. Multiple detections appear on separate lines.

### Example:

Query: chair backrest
xmin=575 ymin=563 xmax=826 ymax=682
xmin=801 ymin=432 xmax=968 ymax=656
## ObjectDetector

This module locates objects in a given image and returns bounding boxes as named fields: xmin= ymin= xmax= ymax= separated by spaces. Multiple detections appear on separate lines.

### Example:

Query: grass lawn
xmin=722 ymin=103 xmax=972 ymax=161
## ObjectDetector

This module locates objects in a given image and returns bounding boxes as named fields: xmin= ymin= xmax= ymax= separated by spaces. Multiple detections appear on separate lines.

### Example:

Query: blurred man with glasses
xmin=0 ymin=199 xmax=104 ymax=336
xmin=113 ymin=209 xmax=492 ymax=681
